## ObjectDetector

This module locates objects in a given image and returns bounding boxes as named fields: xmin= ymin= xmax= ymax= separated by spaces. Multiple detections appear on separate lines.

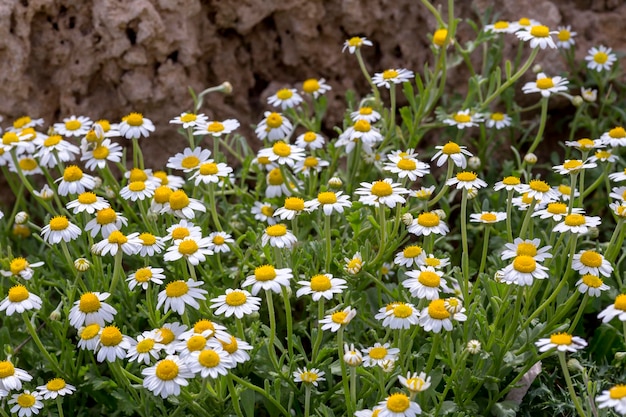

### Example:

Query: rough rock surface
xmin=0 ymin=0 xmax=623 ymax=169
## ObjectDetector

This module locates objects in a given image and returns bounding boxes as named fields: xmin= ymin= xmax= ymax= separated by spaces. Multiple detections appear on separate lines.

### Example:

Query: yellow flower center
xmin=563 ymin=160 xmax=583 ymax=170
xmin=181 ymin=113 xmax=197 ymax=123
xmin=370 ymin=181 xmax=394 ymax=197
xmin=125 ymin=112 xmax=144 ymax=126
xmin=427 ymin=299 xmax=450 ymax=319
xmin=181 ymin=155 xmax=200 ymax=169
xmin=165 ymin=281 xmax=189 ymax=297
xmin=302 ymin=79 xmax=320 ymax=93
xmin=557 ymin=29 xmax=570 ymax=41
xmin=266 ymin=112 xmax=283 ymax=129
xmin=549 ymin=332 xmax=572 ymax=345
xmin=300 ymin=132 xmax=317 ymax=144
xmin=19 ymin=158 xmax=37 ymax=171
xmin=353 ymin=119 xmax=371 ymax=132
xmin=348 ymin=37 xmax=363 ymax=47
xmin=331 ymin=311 xmax=348 ymax=323
xmin=284 ymin=197 xmax=304 ymax=211
xmin=178 ymin=239 xmax=199 ymax=255
xmin=310 ymin=274 xmax=332 ymax=292
xmin=494 ymin=21 xmax=509 ymax=30
xmin=2 ymin=132 xmax=19 ymax=145
xmin=359 ymin=107 xmax=373 ymax=115
xmin=442 ymin=142 xmax=461 ymax=155
xmin=609 ymin=127 xmax=626 ymax=138
xmin=529 ymin=179 xmax=550 ymax=193
xmin=267 ymin=168 xmax=284 ymax=185
xmin=213 ymin=235 xmax=225 ymax=245
xmin=502 ymin=176 xmax=520 ymax=185
xmin=530 ymin=25 xmax=550 ymax=38
xmin=10 ymin=258 xmax=27 ymax=274
xmin=580 ymin=250 xmax=602 ymax=267
xmin=155 ymin=359 xmax=179 ymax=381
xmin=13 ymin=116 xmax=31 ymax=129
xmin=547 ymin=202 xmax=567 ymax=215
xmin=397 ymin=159 xmax=416 ymax=170
xmin=393 ymin=303 xmax=413 ymax=318
xmin=418 ymin=271 xmax=441 ymax=287
xmin=170 ymin=227 xmax=189 ymax=241
xmin=266 ymin=224 xmax=287 ymax=237
xmin=77 ymin=192 xmax=97 ymax=204
xmin=610 ymin=385 xmax=626 ymax=399
xmin=347 ymin=257 xmax=362 ymax=270
xmin=595 ymin=150 xmax=611 ymax=160
xmin=536 ymin=77 xmax=554 ymax=89
xmin=433 ymin=28 xmax=448 ymax=46
xmin=96 ymin=120 xmax=111 ymax=132
xmin=0 ymin=361 xmax=15 ymax=378
xmin=576 ymin=138 xmax=595 ymax=149
xmin=382 ymin=69 xmax=399 ymax=80
xmin=199 ymin=349 xmax=221 ymax=367
xmin=490 ymin=112 xmax=504 ymax=121
xmin=303 ymin=156 xmax=319 ymax=168
xmin=187 ymin=335 xmax=207 ymax=352
xmin=169 ymin=190 xmax=190 ymax=210
xmin=564 ymin=214 xmax=585 ymax=226
xmin=615 ymin=295 xmax=626 ymax=311
xmin=255 ymin=265 xmax=277 ymax=281
xmin=43 ymin=135 xmax=62 ymax=147
xmin=453 ymin=113 xmax=471 ymax=123
xmin=594 ymin=51 xmax=608 ymax=64
xmin=128 ymin=181 xmax=146 ymax=192
xmin=129 ymin=168 xmax=148 ymax=182
xmin=17 ymin=393 xmax=36 ymax=408
xmin=63 ymin=165 xmax=84 ymax=182
xmin=154 ymin=171 xmax=168 ymax=184
xmin=386 ymin=393 xmax=411 ymax=413
xmin=221 ymin=336 xmax=239 ymax=353
xmin=135 ymin=268 xmax=153 ymax=282
xmin=100 ymin=326 xmax=123 ymax=346
xmin=403 ymin=245 xmax=422 ymax=258
xmin=299 ymin=371 xmax=318 ymax=383
xmin=136 ymin=338 xmax=155 ymax=353
xmin=8 ymin=285 xmax=29 ymax=303
xmin=194 ymin=319 xmax=216 ymax=334
xmin=557 ymin=184 xmax=571 ymax=195
xmin=49 ymin=216 xmax=69 ymax=231
xmin=425 ymin=257 xmax=441 ymax=267
xmin=368 ymin=346 xmax=388 ymax=360
xmin=457 ymin=171 xmax=477 ymax=182
xmin=199 ymin=162 xmax=219 ymax=175
xmin=318 ymin=191 xmax=337 ymax=204
xmin=46 ymin=378 xmax=66 ymax=391
xmin=65 ymin=119 xmax=82 ymax=131
xmin=513 ymin=255 xmax=536 ymax=273
xmin=417 ymin=212 xmax=440 ymax=227
xmin=581 ymin=274 xmax=603 ymax=288
xmin=139 ymin=233 xmax=156 ymax=246
xmin=225 ymin=290 xmax=248 ymax=307
xmin=108 ymin=230 xmax=128 ymax=245
xmin=79 ymin=292 xmax=102 ymax=313
xmin=80 ymin=323 xmax=100 ymax=340
xmin=480 ymin=213 xmax=497 ymax=222
xmin=259 ymin=206 xmax=274 ymax=218
xmin=85 ymin=129 xmax=99 ymax=142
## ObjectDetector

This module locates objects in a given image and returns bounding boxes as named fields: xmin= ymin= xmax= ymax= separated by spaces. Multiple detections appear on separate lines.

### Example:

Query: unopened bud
xmin=567 ymin=358 xmax=584 ymax=372
xmin=402 ymin=213 xmax=414 ymax=226
xmin=93 ymin=176 xmax=103 ymax=188
xmin=587 ymin=226 xmax=600 ymax=239
xmin=380 ymin=359 xmax=396 ymax=373
xmin=36 ymin=184 xmax=55 ymax=201
xmin=328 ymin=177 xmax=343 ymax=189
xmin=494 ymin=270 xmax=504 ymax=283
xmin=104 ymin=186 xmax=116 ymax=199
xmin=468 ymin=156 xmax=481 ymax=170
xmin=571 ymin=95 xmax=584 ymax=107
xmin=467 ymin=340 xmax=482 ymax=354
xmin=615 ymin=351 xmax=626 ymax=361
xmin=15 ymin=211 xmax=28 ymax=225
xmin=532 ymin=64 xmax=542 ymax=73
xmin=220 ymin=81 xmax=233 ymax=95
xmin=49 ymin=309 xmax=62 ymax=321
xmin=74 ymin=258 xmax=91 ymax=272
xmin=467 ymin=188 xmax=479 ymax=200
xmin=524 ymin=153 xmax=537 ymax=165
xmin=433 ymin=209 xmax=447 ymax=221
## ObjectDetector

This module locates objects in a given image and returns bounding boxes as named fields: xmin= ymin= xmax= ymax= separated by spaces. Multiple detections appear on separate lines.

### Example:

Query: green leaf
xmin=241 ymin=389 xmax=256 ymax=417
xmin=491 ymin=400 xmax=519 ymax=417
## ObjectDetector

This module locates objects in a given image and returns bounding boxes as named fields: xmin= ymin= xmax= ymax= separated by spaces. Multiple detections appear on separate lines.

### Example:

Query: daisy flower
xmin=69 ymin=291 xmax=117 ymax=329
xmin=35 ymin=134 xmax=80 ymax=168
xmin=302 ymin=78 xmax=331 ymax=98
xmin=174 ymin=331 xmax=210 ymax=358
xmin=564 ymin=137 xmax=599 ymax=151
xmin=126 ymin=330 xmax=165 ymax=365
xmin=403 ymin=267 xmax=449 ymax=300
xmin=394 ymin=245 xmax=424 ymax=268
xmin=419 ymin=298 xmax=467 ymax=332
xmin=535 ymin=332 xmax=587 ymax=353
xmin=1 ymin=257 xmax=44 ymax=280
xmin=553 ymin=213 xmax=601 ymax=234
xmin=519 ymin=179 xmax=558 ymax=202
xmin=81 ymin=138 xmax=123 ymax=171
xmin=533 ymin=202 xmax=582 ymax=222
xmin=485 ymin=20 xmax=515 ymax=33
xmin=261 ymin=224 xmax=297 ymax=248
xmin=10 ymin=154 xmax=42 ymax=176
xmin=166 ymin=147 xmax=212 ymax=173
xmin=320 ymin=306 xmax=357 ymax=332
xmin=255 ymin=111 xmax=293 ymax=142
xmin=119 ymin=112 xmax=155 ymax=139
xmin=372 ymin=68 xmax=414 ymax=89
xmin=572 ymin=249 xmax=613 ymax=277
xmin=56 ymin=165 xmax=96 ymax=196
xmin=485 ymin=112 xmax=512 ymax=129
xmin=362 ymin=343 xmax=400 ymax=368
xmin=142 ymin=355 xmax=194 ymax=398
xmin=0 ymin=361 xmax=32 ymax=392
xmin=36 ymin=378 xmax=76 ymax=399
xmin=343 ymin=343 xmax=363 ymax=366
xmin=294 ymin=155 xmax=330 ymax=176
xmin=268 ymin=88 xmax=303 ymax=110
xmin=576 ymin=274 xmax=610 ymax=297
xmin=581 ymin=87 xmax=598 ymax=102
xmin=296 ymin=273 xmax=347 ymax=301
xmin=611 ymin=201 xmax=626 ymax=218
xmin=447 ymin=171 xmax=487 ymax=190
xmin=522 ymin=72 xmax=568 ymax=97
xmin=85 ymin=208 xmax=128 ymax=238
xmin=408 ymin=211 xmax=449 ymax=236
xmin=156 ymin=322 xmax=188 ymax=355
xmin=342 ymin=36 xmax=373 ymax=53
xmin=0 ymin=284 xmax=42 ymax=316
xmin=601 ymin=126 xmax=626 ymax=148
xmin=258 ymin=141 xmax=305 ymax=168
xmin=218 ymin=335 xmax=253 ymax=365
xmin=419 ymin=253 xmax=451 ymax=270
xmin=293 ymin=367 xmax=325 ymax=387
xmin=431 ymin=141 xmax=473 ymax=168
xmin=54 ymin=115 xmax=92 ymax=137
xmin=188 ymin=345 xmax=235 ymax=378
xmin=210 ymin=289 xmax=262 ymax=319
xmin=609 ymin=168 xmax=626 ymax=182
xmin=163 ymin=219 xmax=203 ymax=242
xmin=589 ymin=149 xmax=619 ymax=163
xmin=555 ymin=25 xmax=576 ymax=49
xmin=470 ymin=211 xmax=506 ymax=224
xmin=376 ymin=393 xmax=422 ymax=417
xmin=157 ymin=279 xmax=208 ymax=315
xmin=355 ymin=178 xmax=408 ymax=208
xmin=410 ymin=186 xmax=436 ymax=200
xmin=161 ymin=190 xmax=206 ymax=219
xmin=344 ymin=252 xmax=364 ymax=275
xmin=170 ymin=112 xmax=209 ymax=129
xmin=351 ymin=106 xmax=381 ymax=123
xmin=553 ymin=184 xmax=579 ymax=201
xmin=295 ymin=131 xmax=325 ymax=150
xmin=597 ymin=385 xmax=626 ymax=415
xmin=91 ymin=230 xmax=142 ymax=256
xmin=265 ymin=168 xmax=292 ymax=198
xmin=383 ymin=154 xmax=430 ymax=181
xmin=336 ymin=120 xmax=383 ymax=152
xmin=379 ymin=302 xmax=420 ymax=329
xmin=443 ymin=109 xmax=483 ymax=129
xmin=206 ymin=231 xmax=234 ymax=253
xmin=242 ymin=264 xmax=293 ymax=295
xmin=127 ymin=266 xmax=165 ymax=290
xmin=119 ymin=180 xmax=157 ymax=201
xmin=252 ymin=201 xmax=277 ymax=224
xmin=399 ymin=371 xmax=431 ymax=393
xmin=41 ymin=215 xmax=81 ymax=244
xmin=137 ymin=232 xmax=165 ymax=256
xmin=515 ymin=24 xmax=557 ymax=49
xmin=586 ymin=45 xmax=617 ymax=72
xmin=153 ymin=170 xmax=185 ymax=189
xmin=66 ymin=192 xmax=109 ymax=214
xmin=96 ymin=325 xmax=132 ymax=362
xmin=304 ymin=191 xmax=352 ymax=215
xmin=8 ymin=390 xmax=43 ymax=417
xmin=190 ymin=160 xmax=233 ymax=186
xmin=499 ymin=255 xmax=549 ymax=286
xmin=553 ymin=159 xmax=597 ymax=175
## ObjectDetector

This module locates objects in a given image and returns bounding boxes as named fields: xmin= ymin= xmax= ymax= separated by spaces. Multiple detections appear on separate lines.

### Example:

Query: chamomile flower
xmin=127 ymin=266 xmax=165 ymax=290
xmin=589 ymin=149 xmax=619 ymax=163
xmin=379 ymin=302 xmax=420 ymax=329
xmin=443 ymin=109 xmax=483 ymax=129
xmin=485 ymin=20 xmax=515 ymax=33
xmin=499 ymin=255 xmax=549 ymax=286
xmin=419 ymin=298 xmax=467 ymax=332
xmin=611 ymin=201 xmax=626 ymax=218
xmin=205 ymin=231 xmax=233 ymax=253
xmin=210 ymin=289 xmax=262 ymax=319
xmin=192 ymin=118 xmax=239 ymax=138
xmin=119 ymin=180 xmax=157 ymax=201
xmin=294 ymin=155 xmax=330 ymax=176
xmin=242 ymin=264 xmax=293 ymax=295
xmin=157 ymin=279 xmax=208 ymax=315
xmin=362 ymin=343 xmax=400 ymax=368
xmin=156 ymin=322 xmax=188 ymax=355
xmin=403 ymin=267 xmax=449 ymax=300
xmin=564 ymin=137 xmax=599 ymax=151
xmin=408 ymin=211 xmax=449 ymax=236
xmin=377 ymin=393 xmax=422 ymax=417
xmin=35 ymin=134 xmax=80 ymax=168
xmin=598 ymin=385 xmax=626 ymax=415
xmin=126 ymin=330 xmax=165 ymax=364
xmin=77 ymin=323 xmax=101 ymax=350
xmin=601 ymin=126 xmax=626 ymax=148
xmin=399 ymin=371 xmax=431 ymax=393
xmin=394 ymin=245 xmax=425 ymax=268
xmin=170 ymin=112 xmax=209 ymax=128
xmin=519 ymin=179 xmax=558 ymax=202
xmin=142 ymin=355 xmax=194 ymax=398
xmin=262 ymin=224 xmax=297 ymax=248
xmin=532 ymin=202 xmax=583 ymax=222
xmin=258 ymin=141 xmax=305 ymax=168
xmin=91 ymin=230 xmax=142 ymax=256
xmin=54 ymin=115 xmax=92 ymax=137
xmin=553 ymin=213 xmax=601 ymax=234
xmin=576 ymin=274 xmax=610 ymax=297
xmin=516 ymin=24 xmax=557 ymax=49
xmin=137 ymin=232 xmax=165 ymax=256
xmin=419 ymin=253 xmax=451 ymax=270
xmin=163 ymin=219 xmax=202 ymax=243
xmin=0 ymin=361 xmax=32 ymax=391
xmin=252 ymin=201 xmax=277 ymax=224
xmin=553 ymin=184 xmax=579 ymax=201
xmin=295 ymin=131 xmax=325 ymax=149
xmin=431 ymin=141 xmax=473 ymax=168
xmin=572 ymin=249 xmax=613 ymax=277
xmin=1 ymin=257 xmax=44 ymax=280
xmin=296 ymin=274 xmax=347 ymax=301
xmin=470 ymin=211 xmax=506 ymax=224
xmin=555 ymin=25 xmax=576 ymax=49
xmin=265 ymin=167 xmax=292 ymax=198
xmin=410 ymin=186 xmax=436 ymax=200
xmin=355 ymin=178 xmax=408 ymax=208
xmin=190 ymin=160 xmax=233 ymax=186
xmin=218 ymin=335 xmax=253 ymax=365
xmin=167 ymin=147 xmax=212 ymax=173
xmin=8 ymin=390 xmax=43 ymax=417
xmin=302 ymin=78 xmax=331 ymax=98
xmin=55 ymin=165 xmax=96 ymax=196
xmin=447 ymin=171 xmax=487 ymax=190
xmin=268 ymin=88 xmax=303 ymax=110
xmin=343 ymin=36 xmax=373 ymax=53
xmin=293 ymin=367 xmax=325 ymax=386
xmin=336 ymin=120 xmax=383 ymax=152
xmin=119 ymin=112 xmax=155 ymax=139
xmin=384 ymin=155 xmax=430 ymax=181
xmin=345 ymin=252 xmax=364 ymax=275
xmin=85 ymin=208 xmax=128 ymax=238
xmin=535 ymin=332 xmax=587 ymax=353
xmin=553 ymin=159 xmax=597 ymax=175
xmin=161 ymin=190 xmax=206 ymax=219
xmin=351 ymin=106 xmax=381 ymax=123
xmin=319 ymin=306 xmax=357 ymax=332
xmin=10 ymin=154 xmax=42 ymax=176
xmin=485 ymin=112 xmax=512 ymax=129
xmin=96 ymin=325 xmax=132 ymax=362
xmin=0 ymin=284 xmax=42 ymax=315
xmin=152 ymin=170 xmax=185 ymax=190
xmin=164 ymin=236 xmax=214 ymax=265
xmin=522 ymin=72 xmax=568 ymax=98
xmin=586 ymin=45 xmax=617 ymax=72
xmin=81 ymin=138 xmax=123 ymax=171
xmin=372 ymin=68 xmax=414 ymax=89
xmin=41 ymin=215 xmax=81 ymax=244
xmin=255 ymin=111 xmax=293 ymax=142
xmin=69 ymin=292 xmax=117 ymax=328
xmin=66 ymin=192 xmax=109 ymax=214
xmin=343 ymin=343 xmax=363 ymax=366
xmin=304 ymin=191 xmax=352 ymax=215
xmin=37 ymin=378 xmax=76 ymax=399
xmin=609 ymin=168 xmax=626 ymax=182
xmin=581 ymin=87 xmax=598 ymax=102
xmin=189 ymin=345 xmax=235 ymax=378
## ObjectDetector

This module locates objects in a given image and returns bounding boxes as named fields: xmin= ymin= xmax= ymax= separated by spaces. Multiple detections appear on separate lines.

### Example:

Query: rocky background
xmin=0 ymin=0 xmax=624 ymax=170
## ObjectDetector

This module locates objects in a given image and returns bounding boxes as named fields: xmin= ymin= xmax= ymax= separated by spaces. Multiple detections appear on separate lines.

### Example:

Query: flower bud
xmin=524 ymin=153 xmax=537 ymax=165
xmin=581 ymin=87 xmax=597 ymax=102
xmin=74 ymin=258 xmax=91 ymax=272
xmin=343 ymin=343 xmax=363 ymax=367
xmin=49 ymin=309 xmax=62 ymax=321
xmin=328 ymin=177 xmax=343 ymax=189
xmin=571 ymin=95 xmax=584 ymax=107
xmin=467 ymin=340 xmax=482 ymax=354
xmin=104 ymin=186 xmax=116 ymax=199
xmin=380 ymin=359 xmax=396 ymax=373
xmin=532 ymin=64 xmax=542 ymax=73
xmin=468 ymin=156 xmax=481 ymax=170
xmin=93 ymin=176 xmax=103 ymax=188
xmin=467 ymin=188 xmax=478 ymax=200
xmin=35 ymin=184 xmax=55 ymax=201
xmin=433 ymin=209 xmax=447 ymax=221
xmin=615 ymin=351 xmax=626 ymax=361
xmin=567 ymin=358 xmax=584 ymax=372
xmin=402 ymin=213 xmax=414 ymax=226
xmin=494 ymin=270 xmax=504 ymax=283
xmin=587 ymin=226 xmax=599 ymax=239
xmin=220 ymin=81 xmax=233 ymax=95
xmin=14 ymin=211 xmax=28 ymax=225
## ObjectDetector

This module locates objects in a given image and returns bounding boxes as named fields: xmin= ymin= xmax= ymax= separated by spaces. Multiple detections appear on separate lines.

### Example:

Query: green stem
xmin=518 ymin=199 xmax=537 ymax=239
xmin=311 ymin=299 xmax=325 ymax=362
xmin=109 ymin=250 xmax=124 ymax=294
xmin=355 ymin=50 xmax=380 ymax=105
xmin=505 ymin=190 xmax=514 ymax=242
xmin=558 ymin=351 xmax=586 ymax=417
xmin=478 ymin=226 xmax=491 ymax=276
xmin=481 ymin=48 xmax=540 ymax=108
xmin=304 ymin=385 xmax=311 ymax=417
xmin=324 ymin=215 xmax=332 ymax=272
xmin=282 ymin=286 xmax=295 ymax=361
xmin=21 ymin=313 xmax=68 ymax=379
xmin=207 ymin=183 xmax=223 ymax=231
xmin=227 ymin=374 xmax=244 ymax=417
xmin=56 ymin=397 xmax=65 ymax=417
xmin=230 ymin=374 xmax=291 ymax=417
xmin=337 ymin=328 xmax=353 ymax=416
xmin=425 ymin=333 xmax=441 ymax=374
xmin=460 ymin=189 xmax=470 ymax=301
xmin=428 ymin=163 xmax=454 ymax=208
xmin=265 ymin=290 xmax=280 ymax=371
xmin=568 ymin=293 xmax=588 ymax=333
